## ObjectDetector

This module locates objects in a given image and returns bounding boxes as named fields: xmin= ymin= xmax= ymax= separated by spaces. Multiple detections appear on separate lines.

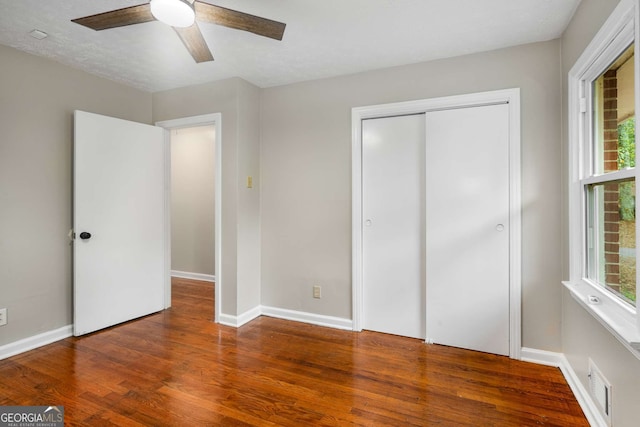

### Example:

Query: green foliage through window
xmin=618 ymin=118 xmax=636 ymax=221
xmin=617 ymin=117 xmax=636 ymax=303
xmin=619 ymin=181 xmax=635 ymax=221
xmin=618 ymin=117 xmax=635 ymax=169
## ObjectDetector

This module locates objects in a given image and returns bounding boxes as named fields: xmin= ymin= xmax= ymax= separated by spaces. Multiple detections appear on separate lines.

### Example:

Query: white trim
xmin=520 ymin=347 xmax=564 ymax=367
xmin=238 ymin=306 xmax=261 ymax=326
xmin=261 ymin=306 xmax=353 ymax=330
xmin=156 ymin=113 xmax=222 ymax=324
xmin=564 ymin=281 xmax=640 ymax=358
xmin=171 ymin=270 xmax=215 ymax=283
xmin=508 ymin=90 xmax=523 ymax=360
xmin=351 ymin=90 xmax=519 ymax=119
xmin=351 ymin=88 xmax=522 ymax=359
xmin=163 ymin=128 xmax=172 ymax=309
xmin=351 ymin=107 xmax=364 ymax=332
xmin=580 ymin=168 xmax=636 ymax=186
xmin=521 ymin=347 xmax=608 ymax=427
xmin=0 ymin=325 xmax=73 ymax=360
xmin=568 ymin=52 xmax=584 ymax=282
xmin=218 ymin=305 xmax=352 ymax=330
xmin=156 ymin=113 xmax=221 ymax=129
xmin=218 ymin=306 xmax=261 ymax=328
xmin=217 ymin=313 xmax=237 ymax=327
xmin=576 ymin=7 xmax=635 ymax=86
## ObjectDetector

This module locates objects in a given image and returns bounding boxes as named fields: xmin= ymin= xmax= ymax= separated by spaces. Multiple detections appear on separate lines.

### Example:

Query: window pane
xmin=586 ymin=179 xmax=636 ymax=305
xmin=592 ymin=44 xmax=635 ymax=175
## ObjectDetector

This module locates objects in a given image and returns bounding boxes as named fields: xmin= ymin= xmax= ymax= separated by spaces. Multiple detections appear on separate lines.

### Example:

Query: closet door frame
xmin=351 ymin=88 xmax=522 ymax=359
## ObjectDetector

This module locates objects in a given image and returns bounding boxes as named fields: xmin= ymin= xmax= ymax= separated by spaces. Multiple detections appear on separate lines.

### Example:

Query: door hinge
xmin=580 ymin=97 xmax=587 ymax=113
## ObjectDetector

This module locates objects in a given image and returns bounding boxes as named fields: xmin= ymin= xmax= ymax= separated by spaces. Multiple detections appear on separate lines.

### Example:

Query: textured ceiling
xmin=0 ymin=0 xmax=581 ymax=92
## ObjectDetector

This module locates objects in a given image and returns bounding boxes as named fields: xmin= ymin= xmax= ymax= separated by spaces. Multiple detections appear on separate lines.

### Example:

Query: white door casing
xmin=362 ymin=114 xmax=426 ymax=339
xmin=74 ymin=111 xmax=166 ymax=336
xmin=352 ymin=89 xmax=521 ymax=359
xmin=425 ymin=104 xmax=510 ymax=356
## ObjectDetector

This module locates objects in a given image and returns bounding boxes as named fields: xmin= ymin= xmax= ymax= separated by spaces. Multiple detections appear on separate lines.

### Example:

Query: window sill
xmin=563 ymin=280 xmax=640 ymax=361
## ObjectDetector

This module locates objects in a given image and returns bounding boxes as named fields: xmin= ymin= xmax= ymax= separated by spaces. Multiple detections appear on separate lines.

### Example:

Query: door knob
xmin=365 ymin=219 xmax=372 ymax=227
xmin=79 ymin=232 xmax=92 ymax=240
xmin=495 ymin=224 xmax=505 ymax=232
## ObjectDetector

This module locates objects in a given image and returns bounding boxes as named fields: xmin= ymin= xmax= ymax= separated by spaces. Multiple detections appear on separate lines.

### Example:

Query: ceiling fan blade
xmin=72 ymin=4 xmax=155 ymax=31
xmin=194 ymin=2 xmax=286 ymax=40
xmin=174 ymin=23 xmax=214 ymax=63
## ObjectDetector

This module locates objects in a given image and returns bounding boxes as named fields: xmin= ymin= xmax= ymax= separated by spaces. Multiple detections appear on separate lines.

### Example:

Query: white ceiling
xmin=0 ymin=0 xmax=581 ymax=92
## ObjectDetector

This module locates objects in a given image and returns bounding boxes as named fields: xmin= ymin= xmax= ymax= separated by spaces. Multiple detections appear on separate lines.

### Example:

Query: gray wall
xmin=260 ymin=40 xmax=563 ymax=351
xmin=170 ymin=126 xmax=215 ymax=276
xmin=561 ymin=1 xmax=640 ymax=426
xmin=236 ymin=81 xmax=262 ymax=314
xmin=153 ymin=78 xmax=262 ymax=317
xmin=0 ymin=44 xmax=152 ymax=346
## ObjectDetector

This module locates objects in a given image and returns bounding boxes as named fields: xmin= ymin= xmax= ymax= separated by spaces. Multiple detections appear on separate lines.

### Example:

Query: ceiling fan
xmin=71 ymin=0 xmax=286 ymax=63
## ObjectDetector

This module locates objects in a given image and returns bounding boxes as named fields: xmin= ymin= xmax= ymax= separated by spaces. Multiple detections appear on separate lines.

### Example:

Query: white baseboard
xmin=217 ymin=313 xmax=238 ymax=327
xmin=520 ymin=347 xmax=565 ymax=367
xmin=260 ymin=305 xmax=353 ymax=330
xmin=218 ymin=305 xmax=353 ymax=331
xmin=521 ymin=347 xmax=606 ymax=427
xmin=237 ymin=306 xmax=262 ymax=327
xmin=218 ymin=306 xmax=262 ymax=328
xmin=171 ymin=270 xmax=215 ymax=282
xmin=0 ymin=325 xmax=73 ymax=361
xmin=218 ymin=306 xmax=352 ymax=331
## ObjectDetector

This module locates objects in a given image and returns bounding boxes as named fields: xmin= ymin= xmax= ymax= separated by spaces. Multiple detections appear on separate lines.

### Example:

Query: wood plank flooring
xmin=0 ymin=278 xmax=588 ymax=426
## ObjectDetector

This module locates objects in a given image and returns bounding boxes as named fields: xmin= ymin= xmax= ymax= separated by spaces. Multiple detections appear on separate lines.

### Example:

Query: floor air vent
xmin=588 ymin=358 xmax=612 ymax=425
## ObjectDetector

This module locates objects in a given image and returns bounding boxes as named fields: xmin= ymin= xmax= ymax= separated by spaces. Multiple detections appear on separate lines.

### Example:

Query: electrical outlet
xmin=0 ymin=308 xmax=7 ymax=326
xmin=313 ymin=285 xmax=321 ymax=299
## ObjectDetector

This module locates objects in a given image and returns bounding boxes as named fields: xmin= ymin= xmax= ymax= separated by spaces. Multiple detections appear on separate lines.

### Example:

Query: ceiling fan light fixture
xmin=150 ymin=0 xmax=195 ymax=28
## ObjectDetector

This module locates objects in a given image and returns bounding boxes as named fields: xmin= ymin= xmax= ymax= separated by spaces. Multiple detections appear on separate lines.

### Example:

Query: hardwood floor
xmin=0 ymin=278 xmax=588 ymax=426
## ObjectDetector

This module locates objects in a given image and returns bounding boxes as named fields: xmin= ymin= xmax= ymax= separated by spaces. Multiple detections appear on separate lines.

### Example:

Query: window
xmin=586 ymin=44 xmax=636 ymax=306
xmin=567 ymin=0 xmax=640 ymax=354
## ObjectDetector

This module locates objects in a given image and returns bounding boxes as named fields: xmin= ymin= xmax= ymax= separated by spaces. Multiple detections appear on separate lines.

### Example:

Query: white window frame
xmin=565 ymin=0 xmax=640 ymax=358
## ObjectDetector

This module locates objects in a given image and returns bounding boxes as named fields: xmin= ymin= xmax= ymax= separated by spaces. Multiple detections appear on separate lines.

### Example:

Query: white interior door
xmin=362 ymin=114 xmax=425 ymax=339
xmin=425 ymin=104 xmax=510 ymax=356
xmin=74 ymin=110 xmax=166 ymax=336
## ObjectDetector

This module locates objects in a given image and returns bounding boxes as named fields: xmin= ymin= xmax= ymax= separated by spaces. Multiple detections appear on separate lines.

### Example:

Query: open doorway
xmin=170 ymin=125 xmax=216 ymax=282
xmin=156 ymin=113 xmax=222 ymax=323
xmin=170 ymin=125 xmax=216 ymax=320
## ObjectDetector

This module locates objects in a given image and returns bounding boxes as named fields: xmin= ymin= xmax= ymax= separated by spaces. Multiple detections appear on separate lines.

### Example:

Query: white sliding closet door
xmin=425 ymin=104 xmax=510 ymax=356
xmin=362 ymin=114 xmax=426 ymax=339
